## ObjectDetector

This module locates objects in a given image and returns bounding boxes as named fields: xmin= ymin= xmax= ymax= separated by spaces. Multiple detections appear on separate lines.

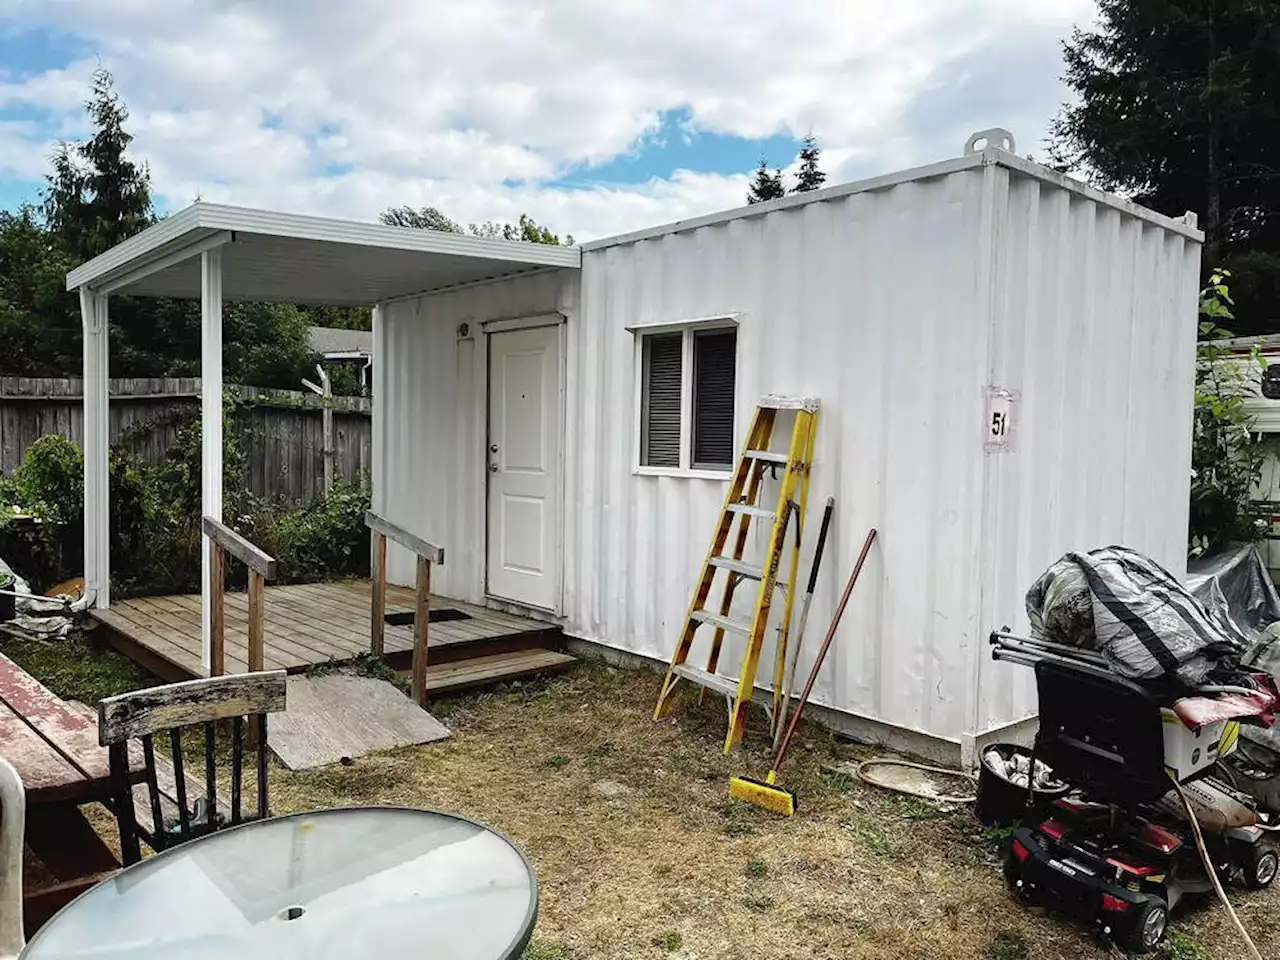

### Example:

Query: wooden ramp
xmin=91 ymin=581 xmax=575 ymax=693
xmin=268 ymin=674 xmax=451 ymax=770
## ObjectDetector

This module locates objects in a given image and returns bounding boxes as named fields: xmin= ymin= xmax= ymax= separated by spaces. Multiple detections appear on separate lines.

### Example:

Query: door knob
xmin=489 ymin=443 xmax=499 ymax=453
xmin=489 ymin=462 xmax=499 ymax=473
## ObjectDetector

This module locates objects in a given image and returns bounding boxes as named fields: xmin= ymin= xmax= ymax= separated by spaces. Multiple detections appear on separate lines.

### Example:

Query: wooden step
xmin=405 ymin=648 xmax=577 ymax=694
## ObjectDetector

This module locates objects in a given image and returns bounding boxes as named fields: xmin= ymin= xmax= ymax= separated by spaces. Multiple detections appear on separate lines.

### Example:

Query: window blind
xmin=641 ymin=332 xmax=683 ymax=467
xmin=692 ymin=328 xmax=736 ymax=468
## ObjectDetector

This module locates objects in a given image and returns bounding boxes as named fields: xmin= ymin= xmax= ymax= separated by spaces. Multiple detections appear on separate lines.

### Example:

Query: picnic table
xmin=0 ymin=652 xmax=122 ymax=932
xmin=0 ymin=653 xmax=113 ymax=803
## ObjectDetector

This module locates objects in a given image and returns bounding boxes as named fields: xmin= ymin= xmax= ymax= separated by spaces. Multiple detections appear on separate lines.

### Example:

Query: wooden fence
xmin=0 ymin=377 xmax=372 ymax=503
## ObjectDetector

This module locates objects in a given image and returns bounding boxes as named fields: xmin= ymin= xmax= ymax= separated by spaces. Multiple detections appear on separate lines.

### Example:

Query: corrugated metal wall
xmin=566 ymin=166 xmax=994 ymax=743
xmin=376 ymin=153 xmax=1201 ymax=747
xmin=973 ymin=167 xmax=1201 ymax=733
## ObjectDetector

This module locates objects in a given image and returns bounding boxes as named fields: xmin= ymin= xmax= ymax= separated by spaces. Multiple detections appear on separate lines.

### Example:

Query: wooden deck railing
xmin=202 ymin=516 xmax=277 ymax=678
xmin=366 ymin=511 xmax=444 ymax=707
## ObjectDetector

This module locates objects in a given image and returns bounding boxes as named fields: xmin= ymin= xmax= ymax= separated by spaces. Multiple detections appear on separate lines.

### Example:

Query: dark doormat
xmin=384 ymin=608 xmax=473 ymax=627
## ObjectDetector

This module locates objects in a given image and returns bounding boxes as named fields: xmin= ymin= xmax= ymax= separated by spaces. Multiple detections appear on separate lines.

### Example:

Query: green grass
xmin=985 ymin=931 xmax=1029 ymax=960
xmin=1159 ymin=929 xmax=1213 ymax=960
xmin=744 ymin=858 xmax=769 ymax=879
xmin=544 ymin=754 xmax=571 ymax=769
xmin=521 ymin=941 xmax=575 ymax=960
xmin=0 ymin=627 xmax=157 ymax=704
xmin=843 ymin=816 xmax=902 ymax=859
xmin=718 ymin=800 xmax=759 ymax=837
xmin=743 ymin=893 xmax=775 ymax=914
xmin=308 ymin=651 xmax=409 ymax=694
xmin=652 ymin=930 xmax=683 ymax=952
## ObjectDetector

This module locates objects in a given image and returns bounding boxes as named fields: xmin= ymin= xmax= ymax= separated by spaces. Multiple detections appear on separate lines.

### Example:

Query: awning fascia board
xmin=66 ymin=202 xmax=581 ymax=294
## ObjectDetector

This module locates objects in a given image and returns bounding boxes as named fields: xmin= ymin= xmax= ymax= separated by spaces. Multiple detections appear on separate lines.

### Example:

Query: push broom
xmin=730 ymin=526 xmax=878 ymax=816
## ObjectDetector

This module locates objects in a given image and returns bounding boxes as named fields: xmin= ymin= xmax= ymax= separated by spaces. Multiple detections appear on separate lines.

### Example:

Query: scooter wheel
xmin=1115 ymin=897 xmax=1168 ymax=955
xmin=1243 ymin=845 xmax=1278 ymax=890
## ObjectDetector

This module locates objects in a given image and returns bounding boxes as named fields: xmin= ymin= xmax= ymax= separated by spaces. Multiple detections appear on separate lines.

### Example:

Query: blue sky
xmin=552 ymin=108 xmax=802 ymax=188
xmin=0 ymin=1 xmax=1095 ymax=240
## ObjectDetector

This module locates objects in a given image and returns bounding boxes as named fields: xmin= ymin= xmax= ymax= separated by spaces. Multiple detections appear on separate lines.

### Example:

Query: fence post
xmin=302 ymin=365 xmax=334 ymax=495
xmin=321 ymin=383 xmax=334 ymax=495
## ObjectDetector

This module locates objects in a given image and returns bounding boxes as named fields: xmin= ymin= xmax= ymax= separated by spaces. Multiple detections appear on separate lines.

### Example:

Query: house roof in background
xmin=307 ymin=326 xmax=372 ymax=356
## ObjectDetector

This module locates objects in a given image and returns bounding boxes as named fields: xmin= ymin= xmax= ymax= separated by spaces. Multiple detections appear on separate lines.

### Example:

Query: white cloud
xmin=0 ymin=0 xmax=1095 ymax=240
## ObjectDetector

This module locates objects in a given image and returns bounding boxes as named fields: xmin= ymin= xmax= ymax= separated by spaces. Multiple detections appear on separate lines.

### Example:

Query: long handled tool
xmin=730 ymin=527 xmax=878 ymax=816
xmin=772 ymin=496 xmax=835 ymax=756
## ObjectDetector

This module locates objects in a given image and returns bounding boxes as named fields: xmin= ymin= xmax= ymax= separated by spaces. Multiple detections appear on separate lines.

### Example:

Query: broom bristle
xmin=729 ymin=775 xmax=796 ymax=816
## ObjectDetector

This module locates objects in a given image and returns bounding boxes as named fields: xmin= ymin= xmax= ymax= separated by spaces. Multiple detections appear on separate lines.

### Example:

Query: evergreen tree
xmin=43 ymin=69 xmax=154 ymax=263
xmin=0 ymin=70 xmax=320 ymax=388
xmin=746 ymin=157 xmax=786 ymax=204
xmin=1050 ymin=0 xmax=1280 ymax=332
xmin=792 ymin=134 xmax=826 ymax=193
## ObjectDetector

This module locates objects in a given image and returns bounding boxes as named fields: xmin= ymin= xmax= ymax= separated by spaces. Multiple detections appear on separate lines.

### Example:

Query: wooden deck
xmin=91 ymin=581 xmax=569 ymax=688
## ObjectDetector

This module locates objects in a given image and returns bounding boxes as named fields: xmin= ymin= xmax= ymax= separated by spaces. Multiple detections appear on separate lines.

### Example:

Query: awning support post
xmin=200 ymin=248 xmax=223 ymax=672
xmin=80 ymin=288 xmax=110 ymax=608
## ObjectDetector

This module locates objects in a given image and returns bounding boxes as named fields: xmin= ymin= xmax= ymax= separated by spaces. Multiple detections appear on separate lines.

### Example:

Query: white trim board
xmin=481 ymin=312 xmax=566 ymax=334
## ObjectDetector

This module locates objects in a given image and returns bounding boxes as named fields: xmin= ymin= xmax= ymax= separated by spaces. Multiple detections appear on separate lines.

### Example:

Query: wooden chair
xmin=97 ymin=671 xmax=287 ymax=865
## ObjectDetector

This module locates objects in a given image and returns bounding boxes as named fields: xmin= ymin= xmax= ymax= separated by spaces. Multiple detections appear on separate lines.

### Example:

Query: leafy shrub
xmin=0 ymin=435 xmax=84 ymax=589
xmin=325 ymin=362 xmax=365 ymax=397
xmin=0 ymin=434 xmax=83 ymax=526
xmin=270 ymin=477 xmax=371 ymax=582
xmin=1191 ymin=271 xmax=1269 ymax=553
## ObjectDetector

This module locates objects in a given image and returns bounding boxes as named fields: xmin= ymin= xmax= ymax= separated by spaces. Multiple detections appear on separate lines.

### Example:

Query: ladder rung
xmin=690 ymin=610 xmax=752 ymax=635
xmin=727 ymin=503 xmax=775 ymax=519
xmin=672 ymin=663 xmax=742 ymax=699
xmin=709 ymin=557 xmax=763 ymax=580
xmin=745 ymin=449 xmax=788 ymax=464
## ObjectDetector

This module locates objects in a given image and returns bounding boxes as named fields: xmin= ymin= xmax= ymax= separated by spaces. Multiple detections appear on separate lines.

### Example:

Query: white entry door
xmin=486 ymin=324 xmax=561 ymax=609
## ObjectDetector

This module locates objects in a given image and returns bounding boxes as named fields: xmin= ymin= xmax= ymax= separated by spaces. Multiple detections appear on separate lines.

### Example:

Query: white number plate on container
xmin=984 ymin=386 xmax=1020 ymax=453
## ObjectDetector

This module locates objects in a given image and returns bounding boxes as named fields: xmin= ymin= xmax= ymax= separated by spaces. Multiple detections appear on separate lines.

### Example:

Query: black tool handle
xmin=805 ymin=497 xmax=835 ymax=595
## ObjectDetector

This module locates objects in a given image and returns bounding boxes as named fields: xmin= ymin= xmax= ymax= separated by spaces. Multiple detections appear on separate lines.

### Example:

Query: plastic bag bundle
xmin=1026 ymin=546 xmax=1245 ymax=685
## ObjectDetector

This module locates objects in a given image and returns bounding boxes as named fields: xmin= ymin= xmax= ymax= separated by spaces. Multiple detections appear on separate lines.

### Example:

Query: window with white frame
xmin=637 ymin=322 xmax=738 ymax=472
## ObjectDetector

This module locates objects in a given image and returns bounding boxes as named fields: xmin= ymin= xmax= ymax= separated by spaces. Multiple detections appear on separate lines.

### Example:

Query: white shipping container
xmin=374 ymin=139 xmax=1203 ymax=761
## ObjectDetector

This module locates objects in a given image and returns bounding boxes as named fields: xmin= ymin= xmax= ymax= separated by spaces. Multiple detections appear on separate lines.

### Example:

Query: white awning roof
xmin=65 ymin=202 xmax=581 ymax=306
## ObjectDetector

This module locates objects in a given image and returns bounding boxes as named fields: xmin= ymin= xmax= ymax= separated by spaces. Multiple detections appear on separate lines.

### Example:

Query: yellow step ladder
xmin=653 ymin=395 xmax=819 ymax=753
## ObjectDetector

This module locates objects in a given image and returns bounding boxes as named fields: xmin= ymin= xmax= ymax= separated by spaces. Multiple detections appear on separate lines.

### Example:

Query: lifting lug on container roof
xmin=965 ymin=127 xmax=1016 ymax=154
